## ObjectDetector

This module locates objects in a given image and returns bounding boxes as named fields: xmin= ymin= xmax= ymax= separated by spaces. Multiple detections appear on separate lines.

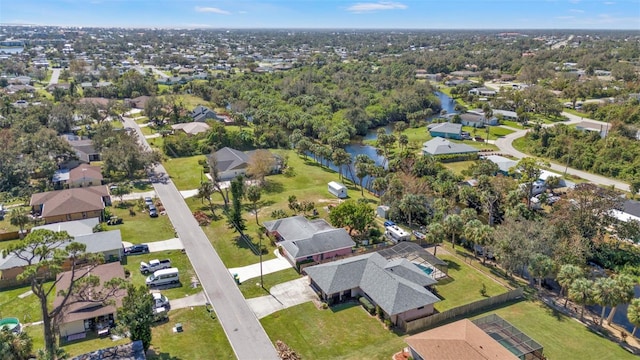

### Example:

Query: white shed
xmin=328 ymin=181 xmax=348 ymax=199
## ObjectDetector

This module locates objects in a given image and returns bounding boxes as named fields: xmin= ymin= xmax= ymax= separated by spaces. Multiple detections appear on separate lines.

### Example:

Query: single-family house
xmin=53 ymin=164 xmax=103 ymax=189
xmin=126 ymin=96 xmax=150 ymax=109
xmin=444 ymin=79 xmax=472 ymax=87
xmin=611 ymin=199 xmax=640 ymax=224
xmin=54 ymin=262 xmax=127 ymax=339
xmin=469 ymin=87 xmax=497 ymax=97
xmin=483 ymin=155 xmax=518 ymax=175
xmin=190 ymin=105 xmax=218 ymax=122
xmin=427 ymin=122 xmax=462 ymax=140
xmin=32 ymin=218 xmax=99 ymax=237
xmin=0 ymin=229 xmax=124 ymax=281
xmin=30 ymin=186 xmax=111 ymax=224
xmin=171 ymin=122 xmax=210 ymax=135
xmin=62 ymin=135 xmax=101 ymax=164
xmin=405 ymin=318 xmax=520 ymax=360
xmin=263 ymin=216 xmax=355 ymax=267
xmin=208 ymin=147 xmax=250 ymax=180
xmin=493 ymin=109 xmax=519 ymax=121
xmin=458 ymin=112 xmax=486 ymax=128
xmin=575 ymin=121 xmax=609 ymax=138
xmin=305 ymin=252 xmax=439 ymax=326
xmin=70 ymin=340 xmax=147 ymax=360
xmin=422 ymin=137 xmax=479 ymax=157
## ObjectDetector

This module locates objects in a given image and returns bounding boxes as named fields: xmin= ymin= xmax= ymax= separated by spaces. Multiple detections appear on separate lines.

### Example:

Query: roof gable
xmin=30 ymin=186 xmax=109 ymax=217
xmin=213 ymin=147 xmax=249 ymax=172
xmin=422 ymin=137 xmax=479 ymax=156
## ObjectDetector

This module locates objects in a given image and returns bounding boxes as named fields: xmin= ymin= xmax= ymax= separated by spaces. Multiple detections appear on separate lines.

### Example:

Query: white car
xmin=152 ymin=292 xmax=170 ymax=309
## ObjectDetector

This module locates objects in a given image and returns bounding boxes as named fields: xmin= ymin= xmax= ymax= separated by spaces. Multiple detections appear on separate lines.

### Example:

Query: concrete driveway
xmin=165 ymin=291 xmax=208 ymax=310
xmin=246 ymin=277 xmax=318 ymax=319
xmin=122 ymin=238 xmax=183 ymax=252
xmin=228 ymin=252 xmax=292 ymax=283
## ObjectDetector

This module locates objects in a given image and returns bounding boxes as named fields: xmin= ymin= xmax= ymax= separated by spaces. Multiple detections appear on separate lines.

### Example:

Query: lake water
xmin=313 ymin=91 xmax=457 ymax=187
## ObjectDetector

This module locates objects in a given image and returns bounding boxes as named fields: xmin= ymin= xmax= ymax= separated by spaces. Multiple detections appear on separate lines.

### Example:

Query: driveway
xmin=228 ymin=252 xmax=293 ymax=283
xmin=122 ymin=238 xmax=183 ymax=252
xmin=48 ymin=68 xmax=61 ymax=86
xmin=165 ymin=291 xmax=208 ymax=310
xmin=494 ymin=112 xmax=630 ymax=192
xmin=246 ymin=277 xmax=318 ymax=319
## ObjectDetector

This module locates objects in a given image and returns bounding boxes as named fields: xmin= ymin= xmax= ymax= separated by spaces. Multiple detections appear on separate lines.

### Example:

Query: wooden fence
xmin=401 ymin=287 xmax=524 ymax=333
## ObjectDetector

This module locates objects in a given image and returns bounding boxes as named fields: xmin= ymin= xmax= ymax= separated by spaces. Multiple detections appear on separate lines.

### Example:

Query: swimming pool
xmin=414 ymin=263 xmax=434 ymax=275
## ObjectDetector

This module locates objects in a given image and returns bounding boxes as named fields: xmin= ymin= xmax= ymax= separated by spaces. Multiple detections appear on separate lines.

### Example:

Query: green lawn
xmin=107 ymin=204 xmax=175 ymax=244
xmin=0 ymin=205 xmax=35 ymax=234
xmin=442 ymin=161 xmax=475 ymax=176
xmin=162 ymin=155 xmax=207 ymax=191
xmin=61 ymin=328 xmax=130 ymax=357
xmin=262 ymin=302 xmax=406 ymax=360
xmin=122 ymin=250 xmax=201 ymax=300
xmin=147 ymin=306 xmax=234 ymax=359
xmin=433 ymin=254 xmax=509 ymax=312
xmin=474 ymin=300 xmax=637 ymax=360
xmin=461 ymin=126 xmax=515 ymax=141
xmin=0 ymin=284 xmax=45 ymax=323
xmin=238 ymin=268 xmax=300 ymax=299
xmin=501 ymin=120 xmax=526 ymax=130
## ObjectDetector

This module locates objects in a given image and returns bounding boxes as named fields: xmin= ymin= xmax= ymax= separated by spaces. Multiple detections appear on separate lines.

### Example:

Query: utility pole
xmin=259 ymin=234 xmax=264 ymax=289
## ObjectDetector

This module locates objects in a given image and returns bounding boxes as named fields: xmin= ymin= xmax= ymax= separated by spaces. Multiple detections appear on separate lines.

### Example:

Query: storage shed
xmin=328 ymin=181 xmax=348 ymax=199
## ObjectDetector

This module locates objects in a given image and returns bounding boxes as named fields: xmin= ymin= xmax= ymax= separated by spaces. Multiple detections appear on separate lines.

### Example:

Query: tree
xmin=627 ymin=298 xmax=640 ymax=337
xmin=528 ymin=253 xmax=554 ymax=289
xmin=425 ymin=222 xmax=445 ymax=256
xmin=3 ymin=229 xmax=124 ymax=359
xmin=246 ymin=149 xmax=276 ymax=185
xmin=110 ymin=184 xmax=132 ymax=203
xmin=556 ymin=264 xmax=583 ymax=307
xmin=331 ymin=148 xmax=352 ymax=182
xmin=464 ymin=219 xmax=494 ymax=264
xmin=144 ymin=96 xmax=166 ymax=125
xmin=117 ymin=284 xmax=154 ymax=351
xmin=569 ymin=278 xmax=594 ymax=320
xmin=9 ymin=207 xmax=29 ymax=239
xmin=207 ymin=149 xmax=229 ymax=209
xmin=592 ymin=277 xmax=618 ymax=326
xmin=443 ymin=214 xmax=463 ymax=248
xmin=354 ymin=154 xmax=374 ymax=196
xmin=512 ymin=157 xmax=549 ymax=210
xmin=0 ymin=328 xmax=33 ymax=360
xmin=246 ymin=185 xmax=262 ymax=225
xmin=328 ymin=200 xmax=374 ymax=237
xmin=399 ymin=194 xmax=424 ymax=229
xmin=226 ymin=175 xmax=246 ymax=232
xmin=606 ymin=274 xmax=636 ymax=325
xmin=196 ymin=181 xmax=216 ymax=215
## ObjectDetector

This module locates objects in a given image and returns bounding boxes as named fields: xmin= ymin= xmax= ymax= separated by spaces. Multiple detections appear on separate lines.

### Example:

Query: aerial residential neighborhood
xmin=0 ymin=1 xmax=640 ymax=359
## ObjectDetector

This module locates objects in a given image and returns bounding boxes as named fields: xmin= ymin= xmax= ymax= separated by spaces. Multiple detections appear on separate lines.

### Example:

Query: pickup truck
xmin=140 ymin=259 xmax=172 ymax=274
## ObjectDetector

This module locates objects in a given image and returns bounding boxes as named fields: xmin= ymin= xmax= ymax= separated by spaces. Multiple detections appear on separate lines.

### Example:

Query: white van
xmin=146 ymin=268 xmax=179 ymax=287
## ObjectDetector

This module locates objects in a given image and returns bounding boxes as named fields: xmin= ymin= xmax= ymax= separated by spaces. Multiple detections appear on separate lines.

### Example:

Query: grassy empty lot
xmin=434 ymin=254 xmax=509 ymax=312
xmin=122 ymin=250 xmax=201 ymax=300
xmin=107 ymin=204 xmax=175 ymax=244
xmin=238 ymin=268 xmax=300 ymax=299
xmin=262 ymin=302 xmax=406 ymax=360
xmin=148 ymin=306 xmax=234 ymax=359
xmin=475 ymin=300 xmax=637 ymax=360
xmin=442 ymin=160 xmax=474 ymax=176
xmin=162 ymin=155 xmax=207 ymax=191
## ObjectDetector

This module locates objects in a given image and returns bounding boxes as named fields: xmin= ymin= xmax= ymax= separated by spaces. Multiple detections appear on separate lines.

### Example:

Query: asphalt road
xmin=122 ymin=117 xmax=279 ymax=360
xmin=494 ymin=112 xmax=630 ymax=192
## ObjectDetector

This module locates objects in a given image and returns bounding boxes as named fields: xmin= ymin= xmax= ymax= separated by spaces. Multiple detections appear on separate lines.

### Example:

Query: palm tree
xmin=557 ymin=264 xmax=584 ymax=307
xmin=569 ymin=277 xmax=594 ymax=320
xmin=399 ymin=194 xmax=423 ymax=229
xmin=592 ymin=277 xmax=618 ymax=326
xmin=443 ymin=214 xmax=464 ymax=248
xmin=245 ymin=185 xmax=262 ymax=225
xmin=0 ymin=327 xmax=33 ymax=360
xmin=354 ymin=154 xmax=373 ymax=196
xmin=627 ymin=298 xmax=640 ymax=337
xmin=463 ymin=219 xmax=483 ymax=257
xmin=10 ymin=208 xmax=30 ymax=239
xmin=606 ymin=274 xmax=636 ymax=325
xmin=331 ymin=148 xmax=352 ymax=183
xmin=528 ymin=253 xmax=554 ymax=289
xmin=426 ymin=222 xmax=445 ymax=256
xmin=460 ymin=208 xmax=478 ymax=224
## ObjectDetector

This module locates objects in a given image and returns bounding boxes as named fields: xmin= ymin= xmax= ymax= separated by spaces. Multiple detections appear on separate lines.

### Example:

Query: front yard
xmin=107 ymin=204 xmax=175 ymax=244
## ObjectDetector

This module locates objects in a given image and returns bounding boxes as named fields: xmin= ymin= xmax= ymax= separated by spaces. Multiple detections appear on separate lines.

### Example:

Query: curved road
xmin=494 ymin=112 xmax=630 ymax=192
xmin=122 ymin=116 xmax=279 ymax=360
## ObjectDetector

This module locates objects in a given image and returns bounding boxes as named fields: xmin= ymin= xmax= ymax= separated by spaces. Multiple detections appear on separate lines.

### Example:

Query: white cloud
xmin=347 ymin=2 xmax=407 ymax=13
xmin=569 ymin=9 xmax=585 ymax=13
xmin=556 ymin=15 xmax=576 ymax=19
xmin=568 ymin=0 xmax=581 ymax=4
xmin=603 ymin=1 xmax=616 ymax=4
xmin=194 ymin=6 xmax=230 ymax=15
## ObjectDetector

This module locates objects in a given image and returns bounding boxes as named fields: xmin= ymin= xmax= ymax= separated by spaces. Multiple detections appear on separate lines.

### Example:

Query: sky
xmin=1 ymin=0 xmax=640 ymax=30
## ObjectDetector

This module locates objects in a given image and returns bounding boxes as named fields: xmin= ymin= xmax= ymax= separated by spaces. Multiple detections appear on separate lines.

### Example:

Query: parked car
xmin=124 ymin=244 xmax=150 ymax=255
xmin=461 ymin=134 xmax=473 ymax=140
xmin=413 ymin=230 xmax=426 ymax=241
xmin=383 ymin=220 xmax=396 ymax=227
xmin=152 ymin=292 xmax=170 ymax=309
xmin=149 ymin=204 xmax=158 ymax=218
xmin=475 ymin=136 xmax=485 ymax=142
xmin=144 ymin=197 xmax=153 ymax=206
xmin=140 ymin=259 xmax=172 ymax=274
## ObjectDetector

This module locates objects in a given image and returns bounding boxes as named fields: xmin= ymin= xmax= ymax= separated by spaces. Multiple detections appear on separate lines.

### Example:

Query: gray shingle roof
xmin=212 ymin=147 xmax=249 ymax=172
xmin=263 ymin=216 xmax=334 ymax=241
xmin=0 ymin=230 xmax=122 ymax=270
xmin=306 ymin=252 xmax=439 ymax=316
xmin=422 ymin=137 xmax=479 ymax=156
xmin=427 ymin=122 xmax=462 ymax=134
xmin=33 ymin=218 xmax=99 ymax=237
xmin=280 ymin=228 xmax=355 ymax=259
xmin=484 ymin=155 xmax=518 ymax=173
